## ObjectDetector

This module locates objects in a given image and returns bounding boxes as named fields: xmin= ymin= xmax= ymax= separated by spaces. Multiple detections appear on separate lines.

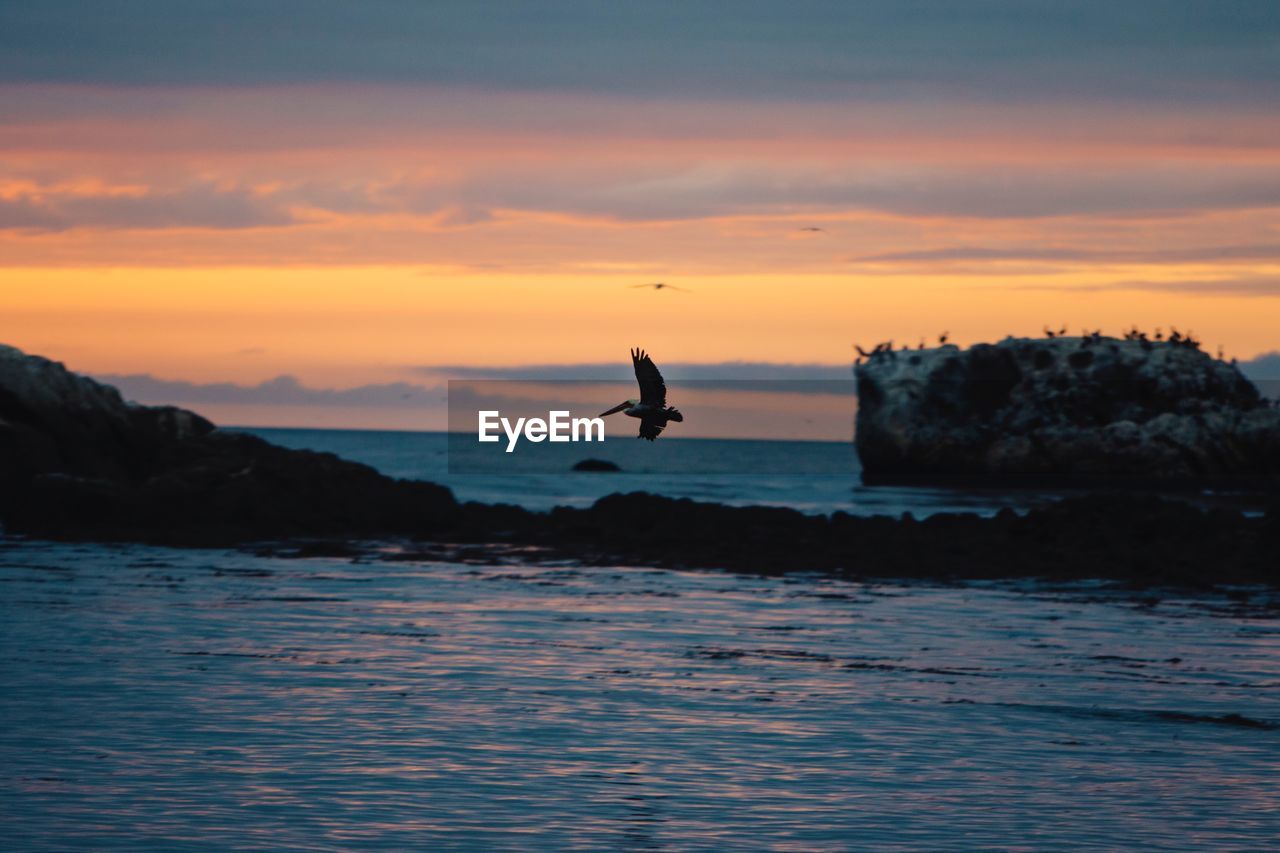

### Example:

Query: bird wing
xmin=637 ymin=417 xmax=665 ymax=441
xmin=631 ymin=348 xmax=666 ymax=407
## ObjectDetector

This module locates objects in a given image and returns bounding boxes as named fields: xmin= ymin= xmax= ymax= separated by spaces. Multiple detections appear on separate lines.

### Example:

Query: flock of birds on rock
xmin=854 ymin=333 xmax=950 ymax=362
xmin=853 ymin=326 xmax=1230 ymax=367
xmin=1118 ymin=325 xmax=1203 ymax=349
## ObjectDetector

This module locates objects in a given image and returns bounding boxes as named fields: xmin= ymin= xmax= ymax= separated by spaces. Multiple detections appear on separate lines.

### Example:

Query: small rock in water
xmin=572 ymin=458 xmax=621 ymax=472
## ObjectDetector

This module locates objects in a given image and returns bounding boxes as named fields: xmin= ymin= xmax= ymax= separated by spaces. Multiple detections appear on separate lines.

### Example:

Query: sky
xmin=3 ymin=2 xmax=1279 ymax=434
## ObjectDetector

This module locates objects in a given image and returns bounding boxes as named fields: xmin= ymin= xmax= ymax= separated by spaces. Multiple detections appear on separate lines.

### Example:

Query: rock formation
xmin=0 ymin=344 xmax=457 ymax=544
xmin=855 ymin=335 xmax=1280 ymax=486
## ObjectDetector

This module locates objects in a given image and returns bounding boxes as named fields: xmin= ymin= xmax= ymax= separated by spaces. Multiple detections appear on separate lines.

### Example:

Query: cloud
xmin=1240 ymin=352 xmax=1280 ymax=400
xmin=2 ymin=2 xmax=1278 ymax=107
xmin=7 ymin=83 xmax=1280 ymax=236
xmin=20 ymin=159 xmax=1280 ymax=236
xmin=420 ymin=361 xmax=855 ymax=396
xmin=1239 ymin=351 xmax=1280 ymax=379
xmin=96 ymin=373 xmax=444 ymax=408
xmin=0 ymin=195 xmax=64 ymax=230
xmin=94 ymin=366 xmax=857 ymax=436
xmin=1007 ymin=276 xmax=1280 ymax=297
xmin=0 ymin=183 xmax=298 ymax=232
xmin=419 ymin=360 xmax=854 ymax=381
xmin=1095 ymin=277 xmax=1280 ymax=297
xmin=396 ymin=162 xmax=1280 ymax=222
xmin=856 ymin=244 xmax=1280 ymax=264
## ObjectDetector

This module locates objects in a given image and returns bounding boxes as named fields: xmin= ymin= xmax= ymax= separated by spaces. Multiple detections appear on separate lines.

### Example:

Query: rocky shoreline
xmin=0 ymin=344 xmax=457 ymax=546
xmin=435 ymin=491 xmax=1278 ymax=588
xmin=2 ymin=343 xmax=1277 ymax=588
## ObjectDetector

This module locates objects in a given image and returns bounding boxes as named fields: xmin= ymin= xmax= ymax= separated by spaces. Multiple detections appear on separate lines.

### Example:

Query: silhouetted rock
xmin=855 ymin=336 xmax=1280 ymax=486
xmin=0 ymin=344 xmax=215 ymax=486
xmin=572 ymin=458 xmax=621 ymax=472
xmin=526 ymin=490 xmax=1275 ymax=586
xmin=0 ymin=344 xmax=457 ymax=544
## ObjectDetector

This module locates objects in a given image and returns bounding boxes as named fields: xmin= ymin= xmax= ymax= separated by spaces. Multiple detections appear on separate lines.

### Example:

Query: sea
xmin=1 ymin=428 xmax=1277 ymax=849
xmin=242 ymin=427 xmax=1073 ymax=517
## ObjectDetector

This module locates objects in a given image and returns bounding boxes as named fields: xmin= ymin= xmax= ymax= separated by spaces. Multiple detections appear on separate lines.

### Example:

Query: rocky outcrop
xmin=552 ymin=491 xmax=1275 ymax=585
xmin=855 ymin=336 xmax=1280 ymax=486
xmin=0 ymin=345 xmax=457 ymax=544
xmin=331 ymin=490 xmax=1276 ymax=588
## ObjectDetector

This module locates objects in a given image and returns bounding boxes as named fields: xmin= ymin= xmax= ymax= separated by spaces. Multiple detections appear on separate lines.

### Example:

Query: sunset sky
xmin=3 ymin=2 xmax=1279 ymax=432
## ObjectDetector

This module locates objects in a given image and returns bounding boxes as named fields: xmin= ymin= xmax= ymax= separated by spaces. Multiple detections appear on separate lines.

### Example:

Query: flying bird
xmin=631 ymin=282 xmax=690 ymax=292
xmin=599 ymin=349 xmax=684 ymax=441
xmin=797 ymin=226 xmax=825 ymax=233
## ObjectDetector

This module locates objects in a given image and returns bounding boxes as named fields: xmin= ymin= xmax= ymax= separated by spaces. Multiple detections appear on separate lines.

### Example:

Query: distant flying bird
xmin=599 ymin=349 xmax=684 ymax=441
xmin=797 ymin=226 xmax=825 ymax=233
xmin=631 ymin=282 xmax=689 ymax=292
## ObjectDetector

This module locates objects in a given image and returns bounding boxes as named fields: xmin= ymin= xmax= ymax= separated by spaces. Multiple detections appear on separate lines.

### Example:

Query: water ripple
xmin=1 ymin=539 xmax=1277 ymax=848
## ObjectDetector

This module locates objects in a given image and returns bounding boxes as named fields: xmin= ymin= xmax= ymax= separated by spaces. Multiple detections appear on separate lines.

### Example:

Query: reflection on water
xmin=1 ymin=539 xmax=1278 ymax=848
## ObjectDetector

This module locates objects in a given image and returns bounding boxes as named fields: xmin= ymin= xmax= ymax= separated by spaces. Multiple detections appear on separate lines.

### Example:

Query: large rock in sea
xmin=0 ymin=344 xmax=457 ymax=543
xmin=854 ymin=335 xmax=1280 ymax=487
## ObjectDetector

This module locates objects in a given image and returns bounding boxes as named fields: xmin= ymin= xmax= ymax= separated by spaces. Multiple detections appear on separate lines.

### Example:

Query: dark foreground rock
xmin=0 ymin=345 xmax=457 ymax=545
xmin=527 ymin=492 xmax=1277 ymax=587
xmin=855 ymin=335 xmax=1280 ymax=487
xmin=2 ymin=343 xmax=1276 ymax=587
xmin=270 ymin=491 xmax=1278 ymax=589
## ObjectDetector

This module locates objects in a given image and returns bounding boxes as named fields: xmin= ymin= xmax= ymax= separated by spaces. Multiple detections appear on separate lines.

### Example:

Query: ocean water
xmin=241 ymin=428 xmax=1072 ymax=517
xmin=3 ymin=429 xmax=1275 ymax=848
xmin=1 ymin=540 xmax=1277 ymax=848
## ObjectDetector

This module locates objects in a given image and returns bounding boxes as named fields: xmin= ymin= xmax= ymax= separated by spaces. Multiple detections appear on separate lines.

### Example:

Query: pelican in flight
xmin=599 ymin=349 xmax=684 ymax=441
xmin=631 ymin=282 xmax=690 ymax=292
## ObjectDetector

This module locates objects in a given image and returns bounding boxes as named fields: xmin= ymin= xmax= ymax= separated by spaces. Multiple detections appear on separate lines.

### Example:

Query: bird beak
xmin=599 ymin=401 xmax=629 ymax=417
